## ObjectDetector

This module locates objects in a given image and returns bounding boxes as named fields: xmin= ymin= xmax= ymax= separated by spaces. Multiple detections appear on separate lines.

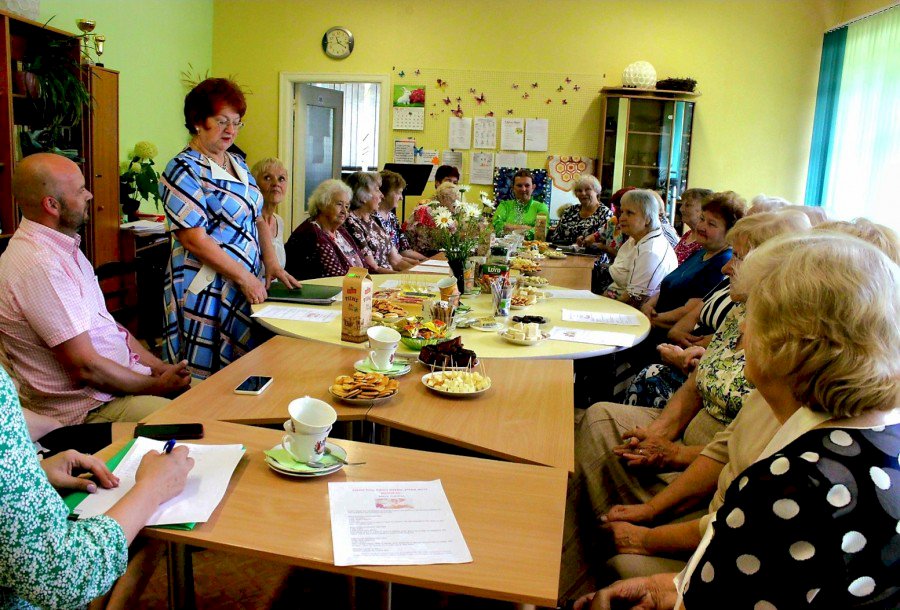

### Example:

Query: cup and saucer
xmin=263 ymin=397 xmax=346 ymax=478
xmin=353 ymin=326 xmax=411 ymax=377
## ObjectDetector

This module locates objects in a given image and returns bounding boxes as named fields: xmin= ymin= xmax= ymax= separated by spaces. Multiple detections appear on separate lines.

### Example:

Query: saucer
xmin=264 ymin=442 xmax=347 ymax=477
xmin=353 ymin=358 xmax=411 ymax=377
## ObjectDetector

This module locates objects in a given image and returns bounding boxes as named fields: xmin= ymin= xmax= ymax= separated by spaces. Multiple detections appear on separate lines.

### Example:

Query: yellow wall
xmin=39 ymin=0 xmax=213 ymax=211
xmin=213 ymin=0 xmax=837 ymax=207
xmin=837 ymin=0 xmax=899 ymax=24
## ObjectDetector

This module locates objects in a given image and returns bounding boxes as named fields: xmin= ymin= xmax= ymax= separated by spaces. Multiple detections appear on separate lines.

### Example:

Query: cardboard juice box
xmin=341 ymin=267 xmax=373 ymax=343
xmin=534 ymin=214 xmax=548 ymax=242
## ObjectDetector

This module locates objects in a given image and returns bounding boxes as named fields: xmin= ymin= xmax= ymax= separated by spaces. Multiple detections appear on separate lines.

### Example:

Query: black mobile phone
xmin=234 ymin=375 xmax=273 ymax=395
xmin=133 ymin=423 xmax=205 ymax=441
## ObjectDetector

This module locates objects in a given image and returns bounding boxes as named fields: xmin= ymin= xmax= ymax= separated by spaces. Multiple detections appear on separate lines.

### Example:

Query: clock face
xmin=323 ymin=27 xmax=353 ymax=59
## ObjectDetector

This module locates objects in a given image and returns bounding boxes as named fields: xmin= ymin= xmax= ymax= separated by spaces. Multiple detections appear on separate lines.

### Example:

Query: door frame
xmin=278 ymin=72 xmax=391 ymax=230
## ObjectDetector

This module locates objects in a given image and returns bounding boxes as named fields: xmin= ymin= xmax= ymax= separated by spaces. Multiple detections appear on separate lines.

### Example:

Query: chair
xmin=95 ymin=260 xmax=140 ymax=336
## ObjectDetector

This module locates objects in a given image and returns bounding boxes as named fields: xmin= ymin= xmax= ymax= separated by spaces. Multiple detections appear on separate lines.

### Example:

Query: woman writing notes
xmin=160 ymin=78 xmax=300 ymax=379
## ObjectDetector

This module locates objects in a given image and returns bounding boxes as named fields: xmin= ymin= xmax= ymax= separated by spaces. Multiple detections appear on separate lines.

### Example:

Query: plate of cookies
xmin=329 ymin=372 xmax=399 ymax=406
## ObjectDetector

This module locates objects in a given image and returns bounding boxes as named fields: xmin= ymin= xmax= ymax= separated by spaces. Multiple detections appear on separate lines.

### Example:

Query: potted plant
xmin=119 ymin=142 xmax=162 ymax=222
xmin=19 ymin=26 xmax=91 ymax=158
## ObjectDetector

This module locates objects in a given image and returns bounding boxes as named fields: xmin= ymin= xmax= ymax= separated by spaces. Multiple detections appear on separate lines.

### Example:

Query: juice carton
xmin=341 ymin=267 xmax=373 ymax=343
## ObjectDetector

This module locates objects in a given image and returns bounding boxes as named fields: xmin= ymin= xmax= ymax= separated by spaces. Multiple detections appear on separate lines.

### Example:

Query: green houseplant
xmin=119 ymin=142 xmax=162 ymax=221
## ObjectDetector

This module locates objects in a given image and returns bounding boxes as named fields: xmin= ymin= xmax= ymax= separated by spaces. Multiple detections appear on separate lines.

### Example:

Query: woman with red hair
xmin=159 ymin=78 xmax=300 ymax=379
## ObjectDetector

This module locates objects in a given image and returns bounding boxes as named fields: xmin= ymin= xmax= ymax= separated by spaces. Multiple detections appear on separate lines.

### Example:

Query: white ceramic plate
xmin=328 ymin=386 xmax=398 ymax=406
xmin=470 ymin=322 xmax=503 ymax=332
xmin=510 ymin=304 xmax=531 ymax=310
xmin=264 ymin=442 xmax=347 ymax=477
xmin=500 ymin=332 xmax=549 ymax=346
xmin=421 ymin=372 xmax=492 ymax=397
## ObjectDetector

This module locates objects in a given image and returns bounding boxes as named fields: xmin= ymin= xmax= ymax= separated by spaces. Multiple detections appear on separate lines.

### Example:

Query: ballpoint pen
xmin=163 ymin=439 xmax=176 ymax=454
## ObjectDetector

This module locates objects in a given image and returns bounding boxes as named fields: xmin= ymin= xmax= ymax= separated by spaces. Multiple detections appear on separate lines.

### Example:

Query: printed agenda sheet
xmin=251 ymin=305 xmax=339 ymax=322
xmin=329 ymin=480 xmax=472 ymax=566
xmin=561 ymin=308 xmax=640 ymax=326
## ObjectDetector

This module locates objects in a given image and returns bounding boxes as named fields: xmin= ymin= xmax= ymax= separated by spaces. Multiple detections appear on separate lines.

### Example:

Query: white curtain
xmin=823 ymin=7 xmax=900 ymax=229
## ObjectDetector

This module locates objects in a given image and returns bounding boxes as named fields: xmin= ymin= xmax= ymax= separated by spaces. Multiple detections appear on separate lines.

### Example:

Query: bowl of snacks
xmin=329 ymin=372 xmax=399 ymax=406
xmin=422 ymin=370 xmax=492 ymax=397
xmin=510 ymin=293 xmax=537 ymax=309
xmin=518 ymin=276 xmax=550 ymax=287
xmin=398 ymin=319 xmax=452 ymax=351
xmin=500 ymin=322 xmax=549 ymax=346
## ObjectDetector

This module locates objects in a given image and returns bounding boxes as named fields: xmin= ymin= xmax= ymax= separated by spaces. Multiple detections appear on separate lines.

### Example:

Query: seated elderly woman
xmin=0 ymin=366 xmax=194 ymax=608
xmin=550 ymin=175 xmax=611 ymax=246
xmin=575 ymin=232 xmax=899 ymax=610
xmin=746 ymin=193 xmax=791 ymax=215
xmin=671 ymin=188 xmax=713 ymax=264
xmin=627 ymin=210 xmax=812 ymax=409
xmin=640 ymin=191 xmax=746 ymax=330
xmin=377 ymin=170 xmax=427 ymax=262
xmin=344 ymin=171 xmax=413 ymax=273
xmin=284 ymin=179 xmax=368 ymax=279
xmin=598 ymin=189 xmax=677 ymax=304
xmin=250 ymin=157 xmax=289 ymax=269
xmin=404 ymin=181 xmax=463 ymax=255
xmin=579 ymin=187 xmax=633 ymax=262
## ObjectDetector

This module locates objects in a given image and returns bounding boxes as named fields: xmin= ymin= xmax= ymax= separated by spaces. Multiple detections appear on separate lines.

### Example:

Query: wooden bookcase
xmin=0 ymin=9 xmax=120 ymax=266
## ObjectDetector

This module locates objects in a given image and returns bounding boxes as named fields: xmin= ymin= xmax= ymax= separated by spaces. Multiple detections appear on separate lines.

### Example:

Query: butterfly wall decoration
xmin=573 ymin=85 xmax=581 ymax=91
xmin=531 ymin=82 xmax=539 ymax=88
xmin=451 ymin=104 xmax=464 ymax=118
xmin=512 ymin=83 xmax=519 ymax=89
xmin=556 ymin=85 xmax=564 ymax=92
xmin=414 ymin=69 xmax=421 ymax=76
xmin=469 ymin=88 xmax=476 ymax=94
xmin=474 ymin=93 xmax=486 ymax=104
xmin=522 ymin=92 xmax=530 ymax=100
xmin=437 ymin=79 xmax=447 ymax=89
xmin=398 ymin=71 xmax=405 ymax=78
xmin=486 ymin=111 xmax=494 ymax=117
xmin=545 ymin=98 xmax=552 ymax=104
xmin=413 ymin=145 xmax=424 ymax=156
xmin=443 ymin=97 xmax=452 ymax=105
xmin=506 ymin=109 xmax=514 ymax=115
xmin=562 ymin=99 xmax=568 ymax=105
xmin=565 ymin=77 xmax=572 ymax=84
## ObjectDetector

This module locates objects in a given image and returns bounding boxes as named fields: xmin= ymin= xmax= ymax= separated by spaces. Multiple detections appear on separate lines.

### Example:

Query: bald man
xmin=0 ymin=153 xmax=190 ymax=426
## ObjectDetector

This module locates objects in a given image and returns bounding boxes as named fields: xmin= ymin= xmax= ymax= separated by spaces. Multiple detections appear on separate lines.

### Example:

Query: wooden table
xmin=110 ymin=420 xmax=568 ymax=608
xmin=537 ymin=254 xmax=597 ymax=291
xmin=146 ymin=336 xmax=574 ymax=471
xmin=252 ymin=274 xmax=648 ymax=360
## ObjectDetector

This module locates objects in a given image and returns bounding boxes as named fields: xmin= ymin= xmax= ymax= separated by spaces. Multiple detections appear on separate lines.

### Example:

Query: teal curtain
xmin=804 ymin=27 xmax=846 ymax=207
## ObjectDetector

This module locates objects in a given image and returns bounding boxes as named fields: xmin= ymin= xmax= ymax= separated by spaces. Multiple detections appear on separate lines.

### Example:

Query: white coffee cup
xmin=368 ymin=348 xmax=396 ymax=371
xmin=287 ymin=396 xmax=337 ymax=435
xmin=367 ymin=326 xmax=400 ymax=350
xmin=282 ymin=425 xmax=331 ymax=463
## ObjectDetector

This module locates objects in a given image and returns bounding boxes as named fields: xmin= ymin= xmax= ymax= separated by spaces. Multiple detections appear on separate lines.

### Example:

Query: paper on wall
xmin=393 ymin=107 xmax=425 ymax=131
xmin=496 ymin=152 xmax=528 ymax=169
xmin=470 ymin=152 xmax=495 ymax=185
xmin=441 ymin=150 xmax=463 ymax=172
xmin=394 ymin=139 xmax=416 ymax=163
xmin=500 ymin=118 xmax=525 ymax=151
xmin=524 ymin=118 xmax=549 ymax=152
xmin=473 ymin=117 xmax=497 ymax=149
xmin=448 ymin=117 xmax=472 ymax=150
xmin=416 ymin=148 xmax=440 ymax=182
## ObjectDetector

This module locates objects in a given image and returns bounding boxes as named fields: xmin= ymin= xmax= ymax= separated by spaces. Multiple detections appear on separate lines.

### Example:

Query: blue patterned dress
xmin=160 ymin=149 xmax=263 ymax=379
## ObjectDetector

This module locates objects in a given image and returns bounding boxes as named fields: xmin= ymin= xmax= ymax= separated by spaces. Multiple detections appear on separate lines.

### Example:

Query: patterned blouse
xmin=695 ymin=304 xmax=752 ymax=425
xmin=0 ymin=368 xmax=128 ymax=609
xmin=374 ymin=211 xmax=411 ymax=252
xmin=674 ymin=230 xmax=703 ymax=265
xmin=685 ymin=424 xmax=900 ymax=609
xmin=551 ymin=203 xmax=612 ymax=245
xmin=345 ymin=212 xmax=394 ymax=268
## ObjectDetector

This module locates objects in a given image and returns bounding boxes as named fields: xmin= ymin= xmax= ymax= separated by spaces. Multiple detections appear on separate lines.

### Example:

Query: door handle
xmin=95 ymin=174 xmax=102 ymax=178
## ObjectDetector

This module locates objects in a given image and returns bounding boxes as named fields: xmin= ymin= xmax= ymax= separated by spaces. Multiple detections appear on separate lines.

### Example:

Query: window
xmin=312 ymin=82 xmax=380 ymax=171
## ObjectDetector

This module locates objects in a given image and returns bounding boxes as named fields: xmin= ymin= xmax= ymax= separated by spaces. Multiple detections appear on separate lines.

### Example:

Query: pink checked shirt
xmin=0 ymin=219 xmax=151 ymax=425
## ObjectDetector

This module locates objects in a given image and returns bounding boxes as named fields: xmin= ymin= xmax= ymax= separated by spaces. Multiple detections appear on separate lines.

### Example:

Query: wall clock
xmin=322 ymin=26 xmax=354 ymax=59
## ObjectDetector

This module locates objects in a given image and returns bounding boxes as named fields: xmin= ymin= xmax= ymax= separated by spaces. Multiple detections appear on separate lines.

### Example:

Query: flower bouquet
xmin=425 ymin=201 xmax=492 ymax=290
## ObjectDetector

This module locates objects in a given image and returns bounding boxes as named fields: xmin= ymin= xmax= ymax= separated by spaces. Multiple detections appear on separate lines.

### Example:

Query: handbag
xmin=591 ymin=260 xmax=613 ymax=295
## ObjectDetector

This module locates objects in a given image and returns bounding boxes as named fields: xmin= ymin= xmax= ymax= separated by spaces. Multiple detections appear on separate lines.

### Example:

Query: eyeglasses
xmin=214 ymin=118 xmax=245 ymax=130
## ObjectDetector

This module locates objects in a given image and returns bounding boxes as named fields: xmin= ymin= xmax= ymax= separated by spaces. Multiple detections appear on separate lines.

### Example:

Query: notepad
xmin=266 ymin=283 xmax=342 ymax=305
xmin=69 ymin=437 xmax=245 ymax=528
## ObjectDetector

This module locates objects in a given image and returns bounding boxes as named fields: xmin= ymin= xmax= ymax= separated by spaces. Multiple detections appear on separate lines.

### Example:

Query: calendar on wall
xmin=393 ymin=107 xmax=425 ymax=130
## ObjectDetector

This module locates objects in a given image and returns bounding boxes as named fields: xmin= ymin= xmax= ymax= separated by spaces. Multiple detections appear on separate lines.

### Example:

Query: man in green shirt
xmin=492 ymin=169 xmax=549 ymax=239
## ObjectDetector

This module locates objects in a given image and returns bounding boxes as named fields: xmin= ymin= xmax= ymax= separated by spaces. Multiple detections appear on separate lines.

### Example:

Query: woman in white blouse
xmin=251 ymin=157 xmax=288 ymax=268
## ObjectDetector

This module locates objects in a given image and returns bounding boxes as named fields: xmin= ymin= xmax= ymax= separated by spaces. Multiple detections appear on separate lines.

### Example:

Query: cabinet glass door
xmin=624 ymin=100 xmax=670 ymax=191
xmin=600 ymin=98 xmax=620 ymax=200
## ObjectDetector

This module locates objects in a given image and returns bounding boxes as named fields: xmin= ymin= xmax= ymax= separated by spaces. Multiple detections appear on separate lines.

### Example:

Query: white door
xmin=291 ymin=84 xmax=343 ymax=227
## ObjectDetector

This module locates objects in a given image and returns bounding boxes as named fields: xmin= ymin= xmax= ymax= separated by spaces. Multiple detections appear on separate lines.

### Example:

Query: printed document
xmin=329 ymin=480 xmax=472 ymax=566
xmin=251 ymin=305 xmax=339 ymax=322
xmin=561 ymin=309 xmax=640 ymax=326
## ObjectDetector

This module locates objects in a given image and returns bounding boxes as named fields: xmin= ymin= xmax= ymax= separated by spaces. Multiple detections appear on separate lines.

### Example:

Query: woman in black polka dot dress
xmin=575 ymin=232 xmax=899 ymax=610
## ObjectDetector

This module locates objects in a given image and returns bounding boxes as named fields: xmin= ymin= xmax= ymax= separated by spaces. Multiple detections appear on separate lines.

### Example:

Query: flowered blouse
xmin=695 ymin=304 xmax=752 ymax=425
xmin=674 ymin=230 xmax=703 ymax=265
xmin=551 ymin=203 xmax=612 ymax=245
xmin=0 ymin=368 xmax=128 ymax=609
xmin=404 ymin=202 xmax=442 ymax=255
xmin=374 ymin=211 xmax=411 ymax=252
xmin=344 ymin=212 xmax=394 ymax=268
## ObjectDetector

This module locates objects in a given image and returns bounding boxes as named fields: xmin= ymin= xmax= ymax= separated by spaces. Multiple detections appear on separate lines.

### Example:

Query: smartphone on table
xmin=133 ymin=423 xmax=204 ymax=440
xmin=233 ymin=375 xmax=273 ymax=395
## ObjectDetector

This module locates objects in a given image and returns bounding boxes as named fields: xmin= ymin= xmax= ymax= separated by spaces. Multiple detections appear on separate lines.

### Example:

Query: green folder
xmin=63 ymin=439 xmax=196 ymax=531
xmin=265 ymin=283 xmax=342 ymax=305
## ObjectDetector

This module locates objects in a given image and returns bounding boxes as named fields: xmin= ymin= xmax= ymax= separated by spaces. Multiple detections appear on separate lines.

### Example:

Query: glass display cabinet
xmin=596 ymin=87 xmax=699 ymax=220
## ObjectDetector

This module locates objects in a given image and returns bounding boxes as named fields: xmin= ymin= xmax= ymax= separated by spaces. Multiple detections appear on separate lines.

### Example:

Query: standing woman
xmin=250 ymin=157 xmax=289 ymax=269
xmin=160 ymin=78 xmax=300 ymax=379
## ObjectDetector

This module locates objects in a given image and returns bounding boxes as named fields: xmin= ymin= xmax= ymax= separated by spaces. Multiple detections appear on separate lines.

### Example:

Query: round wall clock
xmin=322 ymin=26 xmax=354 ymax=59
